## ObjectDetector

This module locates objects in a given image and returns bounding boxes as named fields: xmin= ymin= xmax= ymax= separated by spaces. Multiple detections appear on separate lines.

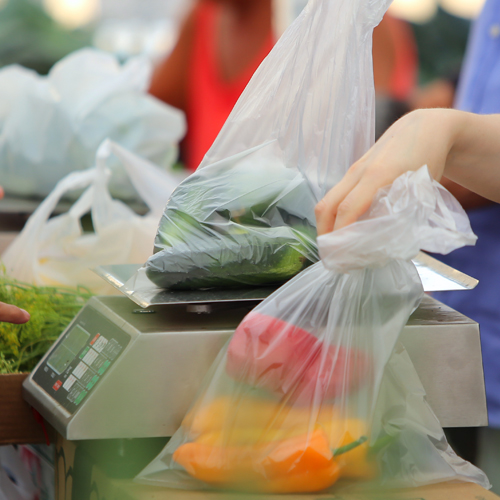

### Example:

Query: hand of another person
xmin=0 ymin=301 xmax=30 ymax=324
xmin=315 ymin=109 xmax=500 ymax=235
xmin=0 ymin=185 xmax=30 ymax=324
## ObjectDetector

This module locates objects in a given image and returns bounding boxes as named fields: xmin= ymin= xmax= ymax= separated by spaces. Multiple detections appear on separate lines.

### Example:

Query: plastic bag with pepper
xmin=136 ymin=166 xmax=489 ymax=493
xmin=136 ymin=0 xmax=489 ymax=491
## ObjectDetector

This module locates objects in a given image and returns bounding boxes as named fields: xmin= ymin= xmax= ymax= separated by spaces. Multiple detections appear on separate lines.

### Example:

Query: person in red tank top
xmin=150 ymin=0 xmax=274 ymax=171
xmin=150 ymin=2 xmax=418 ymax=171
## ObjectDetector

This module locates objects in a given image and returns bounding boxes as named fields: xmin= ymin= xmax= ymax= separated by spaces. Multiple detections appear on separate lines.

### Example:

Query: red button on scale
xmin=53 ymin=380 xmax=62 ymax=391
xmin=90 ymin=333 xmax=100 ymax=345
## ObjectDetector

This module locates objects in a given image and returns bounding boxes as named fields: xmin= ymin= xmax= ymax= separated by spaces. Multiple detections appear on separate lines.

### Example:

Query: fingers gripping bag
xmin=143 ymin=0 xmax=382 ymax=291
xmin=136 ymin=166 xmax=488 ymax=493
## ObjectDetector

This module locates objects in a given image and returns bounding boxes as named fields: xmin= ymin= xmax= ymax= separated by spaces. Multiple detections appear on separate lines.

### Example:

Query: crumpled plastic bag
xmin=2 ymin=140 xmax=184 ymax=293
xmin=0 ymin=48 xmax=185 ymax=199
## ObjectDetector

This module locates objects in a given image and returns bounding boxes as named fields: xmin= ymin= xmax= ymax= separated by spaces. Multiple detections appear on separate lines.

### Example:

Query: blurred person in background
xmin=150 ymin=0 xmax=417 ymax=170
xmin=408 ymin=6 xmax=471 ymax=113
xmin=373 ymin=12 xmax=418 ymax=139
xmin=149 ymin=0 xmax=274 ymax=171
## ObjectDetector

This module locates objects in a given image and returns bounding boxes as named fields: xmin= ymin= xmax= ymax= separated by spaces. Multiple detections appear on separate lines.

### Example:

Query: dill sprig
xmin=0 ymin=273 xmax=93 ymax=374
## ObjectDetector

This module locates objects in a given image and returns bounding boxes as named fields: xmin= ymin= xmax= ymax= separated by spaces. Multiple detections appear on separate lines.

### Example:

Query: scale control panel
xmin=33 ymin=307 xmax=131 ymax=414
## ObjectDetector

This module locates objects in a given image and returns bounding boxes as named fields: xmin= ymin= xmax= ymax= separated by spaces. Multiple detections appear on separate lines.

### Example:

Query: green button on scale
xmin=98 ymin=360 xmax=111 ymax=376
xmin=86 ymin=375 xmax=99 ymax=390
xmin=79 ymin=346 xmax=90 ymax=359
xmin=74 ymin=390 xmax=87 ymax=405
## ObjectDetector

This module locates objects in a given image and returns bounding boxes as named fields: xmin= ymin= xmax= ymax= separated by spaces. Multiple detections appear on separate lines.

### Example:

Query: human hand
xmin=315 ymin=109 xmax=461 ymax=235
xmin=0 ymin=301 xmax=30 ymax=324
xmin=0 ymin=185 xmax=29 ymax=324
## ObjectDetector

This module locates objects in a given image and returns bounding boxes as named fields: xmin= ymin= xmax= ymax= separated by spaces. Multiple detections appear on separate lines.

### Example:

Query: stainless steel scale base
xmin=23 ymin=292 xmax=487 ymax=441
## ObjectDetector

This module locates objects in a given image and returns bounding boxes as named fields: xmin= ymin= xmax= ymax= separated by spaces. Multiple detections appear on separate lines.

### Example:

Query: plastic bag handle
xmin=95 ymin=139 xmax=181 ymax=217
xmin=2 ymin=168 xmax=99 ymax=269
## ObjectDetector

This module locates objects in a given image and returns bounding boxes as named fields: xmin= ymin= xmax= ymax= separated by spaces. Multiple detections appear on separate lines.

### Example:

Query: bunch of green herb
xmin=0 ymin=274 xmax=92 ymax=374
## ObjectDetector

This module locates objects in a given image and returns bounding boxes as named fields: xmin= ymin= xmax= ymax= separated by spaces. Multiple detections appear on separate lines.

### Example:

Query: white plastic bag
xmin=143 ymin=0 xmax=386 ymax=290
xmin=2 ymin=140 xmax=183 ymax=293
xmin=136 ymin=167 xmax=487 ymax=493
xmin=0 ymin=48 xmax=185 ymax=199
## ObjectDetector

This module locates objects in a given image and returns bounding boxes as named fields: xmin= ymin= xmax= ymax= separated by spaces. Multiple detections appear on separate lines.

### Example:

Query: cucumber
xmin=147 ymin=159 xmax=319 ymax=289
xmin=145 ymin=228 xmax=315 ymax=290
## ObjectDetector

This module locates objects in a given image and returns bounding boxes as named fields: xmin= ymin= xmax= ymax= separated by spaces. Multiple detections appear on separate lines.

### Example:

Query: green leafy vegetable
xmin=0 ymin=272 xmax=92 ymax=374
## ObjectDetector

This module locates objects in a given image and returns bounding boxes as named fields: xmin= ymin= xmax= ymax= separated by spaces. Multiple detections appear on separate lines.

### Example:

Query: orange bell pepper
xmin=181 ymin=396 xmax=378 ymax=484
xmin=173 ymin=428 xmax=340 ymax=493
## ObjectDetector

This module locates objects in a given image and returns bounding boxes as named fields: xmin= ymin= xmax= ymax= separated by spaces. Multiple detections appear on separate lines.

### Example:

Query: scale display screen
xmin=33 ymin=307 xmax=130 ymax=414
xmin=47 ymin=325 xmax=90 ymax=375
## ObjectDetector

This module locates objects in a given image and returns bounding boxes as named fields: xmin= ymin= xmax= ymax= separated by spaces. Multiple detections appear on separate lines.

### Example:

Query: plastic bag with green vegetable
xmin=145 ymin=144 xmax=318 ymax=289
xmin=144 ymin=0 xmax=385 ymax=290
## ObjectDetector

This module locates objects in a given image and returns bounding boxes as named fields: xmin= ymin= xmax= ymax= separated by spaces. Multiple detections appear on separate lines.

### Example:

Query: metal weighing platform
xmin=23 ymin=253 xmax=487 ymax=441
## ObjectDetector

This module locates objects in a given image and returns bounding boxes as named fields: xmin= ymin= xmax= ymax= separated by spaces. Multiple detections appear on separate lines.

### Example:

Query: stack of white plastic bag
xmin=135 ymin=0 xmax=490 ymax=494
xmin=2 ymin=141 xmax=183 ymax=294
xmin=0 ymin=48 xmax=185 ymax=199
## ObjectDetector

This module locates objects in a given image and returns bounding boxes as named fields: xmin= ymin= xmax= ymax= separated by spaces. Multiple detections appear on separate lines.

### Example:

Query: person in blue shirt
xmin=316 ymin=105 xmax=500 ymax=491
xmin=318 ymin=2 xmax=500 ymax=489
xmin=429 ymin=0 xmax=500 ymax=491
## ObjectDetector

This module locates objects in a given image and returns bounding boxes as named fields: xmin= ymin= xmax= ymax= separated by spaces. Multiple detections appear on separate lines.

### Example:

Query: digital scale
xmin=23 ymin=252 xmax=488 ymax=441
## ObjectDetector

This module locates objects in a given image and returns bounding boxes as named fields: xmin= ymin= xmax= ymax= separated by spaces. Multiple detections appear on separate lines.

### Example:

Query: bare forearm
xmin=445 ymin=112 xmax=500 ymax=203
xmin=440 ymin=177 xmax=493 ymax=210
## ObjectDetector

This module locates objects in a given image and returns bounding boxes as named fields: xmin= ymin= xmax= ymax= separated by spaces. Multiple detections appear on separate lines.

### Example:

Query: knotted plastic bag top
xmin=318 ymin=166 xmax=477 ymax=272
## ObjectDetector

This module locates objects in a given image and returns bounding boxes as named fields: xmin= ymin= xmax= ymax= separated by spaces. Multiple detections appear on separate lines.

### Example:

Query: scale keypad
xmin=33 ymin=307 xmax=130 ymax=414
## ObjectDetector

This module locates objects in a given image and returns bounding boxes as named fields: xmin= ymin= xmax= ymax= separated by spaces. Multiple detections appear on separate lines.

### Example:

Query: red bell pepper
xmin=226 ymin=311 xmax=369 ymax=404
